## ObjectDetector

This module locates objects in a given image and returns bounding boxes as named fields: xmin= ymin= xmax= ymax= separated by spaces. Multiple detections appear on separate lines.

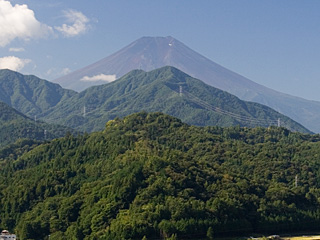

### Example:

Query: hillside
xmin=0 ymin=69 xmax=76 ymax=117
xmin=1 ymin=112 xmax=320 ymax=239
xmin=54 ymin=36 xmax=320 ymax=133
xmin=0 ymin=101 xmax=75 ymax=147
xmin=44 ymin=66 xmax=310 ymax=133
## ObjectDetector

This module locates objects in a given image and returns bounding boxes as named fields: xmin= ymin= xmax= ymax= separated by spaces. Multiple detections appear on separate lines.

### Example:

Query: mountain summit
xmin=0 ymin=69 xmax=76 ymax=117
xmin=55 ymin=36 xmax=258 ymax=93
xmin=54 ymin=36 xmax=320 ymax=133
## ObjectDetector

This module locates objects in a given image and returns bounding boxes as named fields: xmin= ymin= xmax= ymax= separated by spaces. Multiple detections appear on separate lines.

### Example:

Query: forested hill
xmin=0 ymin=69 xmax=76 ymax=117
xmin=42 ymin=66 xmax=310 ymax=133
xmin=1 ymin=112 xmax=320 ymax=239
xmin=0 ymin=101 xmax=76 ymax=147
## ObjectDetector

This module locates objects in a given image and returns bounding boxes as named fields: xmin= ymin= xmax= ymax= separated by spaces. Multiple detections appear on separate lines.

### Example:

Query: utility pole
xmin=179 ymin=86 xmax=183 ymax=97
xmin=83 ymin=106 xmax=86 ymax=117
xmin=277 ymin=118 xmax=281 ymax=127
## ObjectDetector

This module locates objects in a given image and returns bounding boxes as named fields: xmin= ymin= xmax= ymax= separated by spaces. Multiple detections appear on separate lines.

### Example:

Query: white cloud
xmin=81 ymin=74 xmax=117 ymax=82
xmin=45 ymin=67 xmax=71 ymax=78
xmin=61 ymin=67 xmax=71 ymax=75
xmin=0 ymin=56 xmax=31 ymax=71
xmin=46 ymin=68 xmax=54 ymax=76
xmin=55 ymin=10 xmax=90 ymax=37
xmin=0 ymin=1 xmax=91 ymax=47
xmin=9 ymin=47 xmax=25 ymax=52
xmin=0 ymin=0 xmax=52 ymax=47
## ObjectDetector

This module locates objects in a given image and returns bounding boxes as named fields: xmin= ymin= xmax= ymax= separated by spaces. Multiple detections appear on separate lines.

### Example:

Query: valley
xmin=0 ymin=101 xmax=76 ymax=147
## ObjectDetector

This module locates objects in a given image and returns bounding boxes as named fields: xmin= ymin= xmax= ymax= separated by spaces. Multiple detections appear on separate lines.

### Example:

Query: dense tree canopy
xmin=0 ymin=101 xmax=77 ymax=147
xmin=0 ymin=69 xmax=76 ymax=117
xmin=1 ymin=112 xmax=320 ymax=240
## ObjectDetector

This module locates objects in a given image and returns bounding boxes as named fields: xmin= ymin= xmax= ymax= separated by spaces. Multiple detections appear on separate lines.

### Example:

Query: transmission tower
xmin=83 ymin=106 xmax=86 ymax=117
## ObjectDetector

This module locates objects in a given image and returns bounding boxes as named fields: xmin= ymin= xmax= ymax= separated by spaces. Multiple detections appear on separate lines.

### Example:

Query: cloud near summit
xmin=81 ymin=74 xmax=117 ymax=82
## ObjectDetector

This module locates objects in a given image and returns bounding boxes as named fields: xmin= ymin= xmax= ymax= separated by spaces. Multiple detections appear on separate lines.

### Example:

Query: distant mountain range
xmin=0 ymin=101 xmax=75 ymax=147
xmin=43 ymin=67 xmax=309 ymax=133
xmin=0 ymin=67 xmax=309 ymax=134
xmin=54 ymin=36 xmax=320 ymax=133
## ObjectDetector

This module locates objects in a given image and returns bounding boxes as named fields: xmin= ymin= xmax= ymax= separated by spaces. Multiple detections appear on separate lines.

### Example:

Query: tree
xmin=207 ymin=226 xmax=214 ymax=239
xmin=166 ymin=233 xmax=178 ymax=240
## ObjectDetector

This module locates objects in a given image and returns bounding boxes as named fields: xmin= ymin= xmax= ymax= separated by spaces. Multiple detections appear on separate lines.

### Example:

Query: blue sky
xmin=1 ymin=0 xmax=320 ymax=101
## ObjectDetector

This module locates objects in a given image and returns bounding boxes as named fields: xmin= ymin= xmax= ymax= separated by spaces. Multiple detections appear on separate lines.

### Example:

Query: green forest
xmin=0 ymin=68 xmax=309 ymax=134
xmin=1 ymin=112 xmax=320 ymax=240
xmin=40 ymin=66 xmax=310 ymax=133
xmin=0 ymin=101 xmax=76 ymax=147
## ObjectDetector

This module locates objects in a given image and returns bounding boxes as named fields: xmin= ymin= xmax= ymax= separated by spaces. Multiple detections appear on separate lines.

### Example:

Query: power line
xmin=173 ymin=86 xmax=284 ymax=127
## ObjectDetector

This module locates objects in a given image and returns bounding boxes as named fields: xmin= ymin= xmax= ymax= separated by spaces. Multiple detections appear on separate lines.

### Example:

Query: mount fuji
xmin=54 ymin=36 xmax=320 ymax=133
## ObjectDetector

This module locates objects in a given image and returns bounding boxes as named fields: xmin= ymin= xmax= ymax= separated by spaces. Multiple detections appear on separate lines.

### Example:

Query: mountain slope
xmin=45 ymin=67 xmax=309 ymax=133
xmin=54 ymin=36 xmax=320 ymax=133
xmin=0 ymin=69 xmax=76 ymax=117
xmin=0 ymin=101 xmax=75 ymax=147
xmin=1 ymin=112 xmax=320 ymax=239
